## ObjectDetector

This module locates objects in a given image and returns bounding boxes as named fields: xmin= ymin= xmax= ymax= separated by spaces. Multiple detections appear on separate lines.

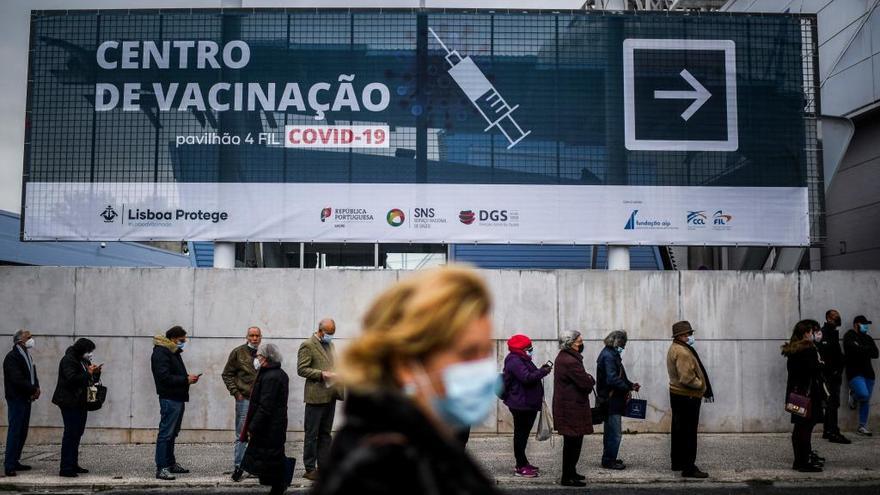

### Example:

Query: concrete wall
xmin=0 ymin=267 xmax=878 ymax=443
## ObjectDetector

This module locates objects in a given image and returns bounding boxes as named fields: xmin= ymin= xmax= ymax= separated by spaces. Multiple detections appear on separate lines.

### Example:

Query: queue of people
xmin=1 ymin=266 xmax=876 ymax=494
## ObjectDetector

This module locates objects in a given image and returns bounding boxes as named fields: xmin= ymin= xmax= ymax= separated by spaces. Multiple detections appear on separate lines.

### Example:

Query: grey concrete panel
xmin=313 ymin=270 xmax=399 ymax=339
xmin=75 ymin=268 xmax=194 ymax=337
xmin=193 ymin=269 xmax=315 ymax=339
xmin=558 ymin=271 xmax=679 ymax=341
xmin=84 ymin=337 xmax=134 ymax=430
xmin=800 ymin=271 xmax=880 ymax=325
xmin=130 ymin=337 xmax=163 ymax=430
xmin=681 ymin=272 xmax=799 ymax=340
xmin=0 ymin=267 xmax=76 ymax=336
xmin=739 ymin=340 xmax=791 ymax=433
xmin=480 ymin=270 xmax=558 ymax=341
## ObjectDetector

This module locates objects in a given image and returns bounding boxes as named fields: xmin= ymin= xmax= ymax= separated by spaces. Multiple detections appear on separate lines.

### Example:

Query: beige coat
xmin=297 ymin=335 xmax=343 ymax=404
xmin=667 ymin=341 xmax=707 ymax=398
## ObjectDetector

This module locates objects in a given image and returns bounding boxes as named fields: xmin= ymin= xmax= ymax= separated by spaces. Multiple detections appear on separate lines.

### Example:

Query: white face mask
xmin=84 ymin=352 xmax=94 ymax=361
xmin=253 ymin=357 xmax=261 ymax=371
xmin=24 ymin=338 xmax=35 ymax=349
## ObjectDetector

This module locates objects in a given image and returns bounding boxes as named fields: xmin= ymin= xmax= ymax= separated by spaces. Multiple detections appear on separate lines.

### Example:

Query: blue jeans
xmin=233 ymin=399 xmax=250 ymax=468
xmin=60 ymin=407 xmax=88 ymax=473
xmin=155 ymin=399 xmax=185 ymax=470
xmin=602 ymin=414 xmax=623 ymax=466
xmin=850 ymin=377 xmax=875 ymax=428
xmin=4 ymin=398 xmax=31 ymax=471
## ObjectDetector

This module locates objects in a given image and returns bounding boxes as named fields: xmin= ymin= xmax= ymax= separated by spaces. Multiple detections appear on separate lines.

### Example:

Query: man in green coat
xmin=297 ymin=319 xmax=342 ymax=480
xmin=221 ymin=326 xmax=261 ymax=482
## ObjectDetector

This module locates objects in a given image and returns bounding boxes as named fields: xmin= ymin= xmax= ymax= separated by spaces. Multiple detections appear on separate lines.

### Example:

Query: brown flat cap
xmin=672 ymin=320 xmax=694 ymax=337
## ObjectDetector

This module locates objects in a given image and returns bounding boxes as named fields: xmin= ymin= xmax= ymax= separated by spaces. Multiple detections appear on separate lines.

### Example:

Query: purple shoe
xmin=514 ymin=466 xmax=539 ymax=478
xmin=526 ymin=464 xmax=541 ymax=472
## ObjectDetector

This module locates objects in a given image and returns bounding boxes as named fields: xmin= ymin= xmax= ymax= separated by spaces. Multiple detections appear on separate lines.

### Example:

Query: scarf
xmin=676 ymin=340 xmax=714 ymax=403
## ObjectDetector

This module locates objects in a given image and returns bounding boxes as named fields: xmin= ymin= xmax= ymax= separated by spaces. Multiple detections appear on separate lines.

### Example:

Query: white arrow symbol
xmin=653 ymin=69 xmax=712 ymax=122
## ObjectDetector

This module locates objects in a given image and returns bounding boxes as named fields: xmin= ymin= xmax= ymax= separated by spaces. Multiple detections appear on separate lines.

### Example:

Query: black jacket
xmin=150 ymin=336 xmax=190 ymax=402
xmin=596 ymin=346 xmax=634 ymax=416
xmin=52 ymin=347 xmax=99 ymax=409
xmin=3 ymin=346 xmax=39 ymax=401
xmin=241 ymin=364 xmax=289 ymax=482
xmin=843 ymin=329 xmax=879 ymax=381
xmin=783 ymin=339 xmax=827 ymax=425
xmin=312 ymin=391 xmax=501 ymax=495
xmin=817 ymin=322 xmax=845 ymax=376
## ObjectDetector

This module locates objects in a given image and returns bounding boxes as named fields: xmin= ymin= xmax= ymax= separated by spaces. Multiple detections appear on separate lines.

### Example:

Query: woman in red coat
xmin=553 ymin=330 xmax=596 ymax=487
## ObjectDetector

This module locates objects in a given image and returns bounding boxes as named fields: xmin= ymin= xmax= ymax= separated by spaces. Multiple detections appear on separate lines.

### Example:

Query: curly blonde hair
xmin=340 ymin=265 xmax=492 ymax=392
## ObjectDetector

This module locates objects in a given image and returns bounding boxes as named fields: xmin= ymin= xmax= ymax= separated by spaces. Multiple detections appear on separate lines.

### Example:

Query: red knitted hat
xmin=507 ymin=334 xmax=532 ymax=351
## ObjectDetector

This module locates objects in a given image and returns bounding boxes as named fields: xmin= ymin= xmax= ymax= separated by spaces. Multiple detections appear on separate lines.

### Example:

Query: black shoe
xmin=682 ymin=468 xmax=709 ymax=479
xmin=231 ymin=467 xmax=244 ymax=482
xmin=574 ymin=473 xmax=586 ymax=480
xmin=4 ymin=470 xmax=16 ymax=477
xmin=810 ymin=451 xmax=826 ymax=463
xmin=601 ymin=462 xmax=626 ymax=470
xmin=59 ymin=471 xmax=78 ymax=478
xmin=156 ymin=468 xmax=176 ymax=480
xmin=793 ymin=463 xmax=823 ymax=473
xmin=14 ymin=463 xmax=31 ymax=471
xmin=75 ymin=466 xmax=89 ymax=474
xmin=828 ymin=433 xmax=852 ymax=445
xmin=561 ymin=478 xmax=587 ymax=487
xmin=169 ymin=463 xmax=190 ymax=474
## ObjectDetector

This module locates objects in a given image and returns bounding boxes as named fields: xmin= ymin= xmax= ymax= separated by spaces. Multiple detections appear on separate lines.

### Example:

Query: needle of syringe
xmin=427 ymin=27 xmax=452 ymax=56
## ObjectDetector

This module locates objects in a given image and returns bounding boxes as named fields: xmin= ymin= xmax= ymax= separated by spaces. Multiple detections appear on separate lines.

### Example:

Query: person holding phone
xmin=151 ymin=326 xmax=200 ymax=481
xmin=502 ymin=333 xmax=551 ymax=478
xmin=51 ymin=338 xmax=100 ymax=477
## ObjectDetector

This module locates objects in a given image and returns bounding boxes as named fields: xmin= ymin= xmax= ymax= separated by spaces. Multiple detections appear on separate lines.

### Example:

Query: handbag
xmin=86 ymin=384 xmax=107 ymax=411
xmin=785 ymin=391 xmax=812 ymax=418
xmin=535 ymin=399 xmax=552 ymax=441
xmin=591 ymin=388 xmax=608 ymax=425
xmin=623 ymin=392 xmax=647 ymax=420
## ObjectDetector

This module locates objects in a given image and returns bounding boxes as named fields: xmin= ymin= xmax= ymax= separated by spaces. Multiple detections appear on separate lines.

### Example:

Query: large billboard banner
xmin=21 ymin=9 xmax=819 ymax=245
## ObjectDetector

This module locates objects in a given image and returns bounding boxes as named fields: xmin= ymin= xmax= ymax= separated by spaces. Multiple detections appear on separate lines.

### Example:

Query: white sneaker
xmin=857 ymin=426 xmax=873 ymax=436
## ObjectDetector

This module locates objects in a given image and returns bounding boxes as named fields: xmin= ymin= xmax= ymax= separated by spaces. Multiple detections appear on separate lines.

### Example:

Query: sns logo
xmin=687 ymin=211 xmax=707 ymax=225
xmin=713 ymin=210 xmax=733 ymax=225
xmin=386 ymin=208 xmax=405 ymax=227
xmin=320 ymin=207 xmax=332 ymax=222
xmin=100 ymin=205 xmax=118 ymax=223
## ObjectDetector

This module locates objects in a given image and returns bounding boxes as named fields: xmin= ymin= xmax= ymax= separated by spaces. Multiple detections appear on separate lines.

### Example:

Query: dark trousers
xmin=60 ymin=407 xmax=88 ymax=473
xmin=303 ymin=402 xmax=336 ymax=472
xmin=510 ymin=408 xmax=538 ymax=468
xmin=455 ymin=426 xmax=471 ymax=448
xmin=792 ymin=421 xmax=815 ymax=467
xmin=562 ymin=435 xmax=584 ymax=479
xmin=155 ymin=399 xmax=185 ymax=470
xmin=670 ymin=392 xmax=702 ymax=472
xmin=823 ymin=374 xmax=842 ymax=435
xmin=4 ymin=398 xmax=31 ymax=471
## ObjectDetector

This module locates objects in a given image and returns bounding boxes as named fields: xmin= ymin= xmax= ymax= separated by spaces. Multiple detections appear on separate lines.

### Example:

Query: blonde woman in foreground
xmin=311 ymin=266 xmax=502 ymax=495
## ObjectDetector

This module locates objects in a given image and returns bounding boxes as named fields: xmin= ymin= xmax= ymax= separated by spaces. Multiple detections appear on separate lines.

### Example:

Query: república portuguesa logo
xmin=100 ymin=205 xmax=118 ymax=223
xmin=386 ymin=208 xmax=405 ymax=227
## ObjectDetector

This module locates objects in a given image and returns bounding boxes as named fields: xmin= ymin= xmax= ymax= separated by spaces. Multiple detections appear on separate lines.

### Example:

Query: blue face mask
xmin=322 ymin=333 xmax=334 ymax=344
xmin=687 ymin=335 xmax=696 ymax=347
xmin=430 ymin=357 xmax=499 ymax=429
xmin=615 ymin=346 xmax=625 ymax=355
xmin=176 ymin=341 xmax=186 ymax=350
xmin=526 ymin=349 xmax=533 ymax=357
xmin=860 ymin=324 xmax=870 ymax=334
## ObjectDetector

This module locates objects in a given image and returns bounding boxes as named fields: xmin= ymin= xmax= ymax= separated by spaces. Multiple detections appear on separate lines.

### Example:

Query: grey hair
xmin=257 ymin=343 xmax=283 ymax=365
xmin=559 ymin=330 xmax=582 ymax=350
xmin=13 ymin=329 xmax=28 ymax=344
xmin=318 ymin=318 xmax=336 ymax=332
xmin=603 ymin=330 xmax=628 ymax=348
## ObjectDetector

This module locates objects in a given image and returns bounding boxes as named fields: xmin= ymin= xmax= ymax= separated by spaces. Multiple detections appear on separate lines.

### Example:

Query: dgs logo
xmin=480 ymin=210 xmax=509 ymax=222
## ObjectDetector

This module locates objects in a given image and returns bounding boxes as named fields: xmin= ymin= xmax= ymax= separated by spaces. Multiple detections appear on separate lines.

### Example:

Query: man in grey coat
xmin=297 ymin=318 xmax=342 ymax=481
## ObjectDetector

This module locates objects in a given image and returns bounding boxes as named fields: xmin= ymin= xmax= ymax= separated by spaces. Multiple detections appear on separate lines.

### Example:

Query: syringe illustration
xmin=428 ymin=28 xmax=531 ymax=149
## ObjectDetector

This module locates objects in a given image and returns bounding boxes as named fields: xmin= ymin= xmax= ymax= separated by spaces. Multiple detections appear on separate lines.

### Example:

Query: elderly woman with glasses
xmin=552 ymin=330 xmax=595 ymax=487
xmin=241 ymin=343 xmax=292 ymax=495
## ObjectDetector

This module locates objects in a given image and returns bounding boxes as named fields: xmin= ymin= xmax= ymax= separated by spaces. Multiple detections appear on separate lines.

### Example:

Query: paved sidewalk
xmin=1 ymin=433 xmax=878 ymax=492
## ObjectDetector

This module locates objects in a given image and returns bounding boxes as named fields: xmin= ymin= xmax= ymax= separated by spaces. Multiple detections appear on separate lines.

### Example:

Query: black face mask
xmin=576 ymin=343 xmax=584 ymax=354
xmin=832 ymin=317 xmax=841 ymax=327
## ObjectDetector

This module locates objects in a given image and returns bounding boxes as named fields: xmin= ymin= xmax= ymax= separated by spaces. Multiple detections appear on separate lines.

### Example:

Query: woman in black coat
xmin=782 ymin=320 xmax=828 ymax=472
xmin=51 ymin=338 xmax=101 ymax=477
xmin=241 ymin=343 xmax=290 ymax=495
